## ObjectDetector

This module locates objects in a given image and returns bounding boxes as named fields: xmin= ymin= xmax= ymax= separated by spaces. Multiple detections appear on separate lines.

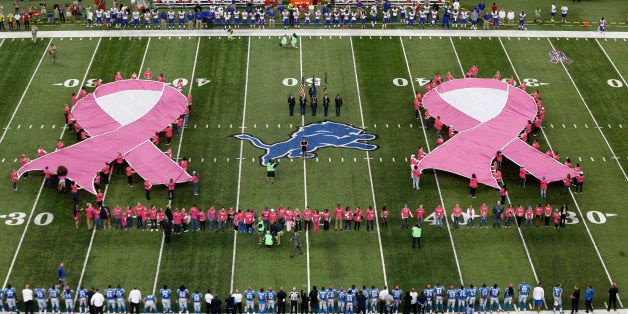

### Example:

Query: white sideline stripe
xmin=497 ymin=38 xmax=542 ymax=286
xmin=500 ymin=39 xmax=622 ymax=308
xmin=546 ymin=38 xmax=627 ymax=182
xmin=595 ymin=39 xmax=628 ymax=90
xmin=231 ymin=37 xmax=252 ymax=293
xmin=299 ymin=37 xmax=312 ymax=292
xmin=349 ymin=37 xmax=388 ymax=287
xmin=400 ymin=37 xmax=464 ymax=286
xmin=0 ymin=39 xmax=52 ymax=145
xmin=152 ymin=36 xmax=201 ymax=296
xmin=2 ymin=29 xmax=628 ymax=39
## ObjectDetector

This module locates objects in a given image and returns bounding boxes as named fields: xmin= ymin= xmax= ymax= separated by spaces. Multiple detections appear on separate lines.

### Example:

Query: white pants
xmin=51 ymin=299 xmax=60 ymax=309
xmin=268 ymin=300 xmax=275 ymax=310
xmin=65 ymin=299 xmax=74 ymax=310
xmin=179 ymin=298 xmax=188 ymax=309
xmin=162 ymin=300 xmax=171 ymax=311
xmin=319 ymin=301 xmax=326 ymax=311
xmin=145 ymin=301 xmax=157 ymax=312
xmin=37 ymin=299 xmax=47 ymax=309
xmin=194 ymin=303 xmax=201 ymax=312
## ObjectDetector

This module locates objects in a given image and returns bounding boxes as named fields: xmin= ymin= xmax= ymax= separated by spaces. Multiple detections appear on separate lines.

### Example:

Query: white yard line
xmin=0 ymin=39 xmax=52 ymax=145
xmin=299 ymin=36 xmax=312 ymax=292
xmin=0 ymin=38 xmax=5 ymax=49
xmin=546 ymin=38 xmax=627 ymax=181
xmin=349 ymin=37 xmax=388 ymax=287
xmin=449 ymin=38 xmax=465 ymax=76
xmin=138 ymin=37 xmax=152 ymax=77
xmin=499 ymin=38 xmax=621 ymax=308
xmin=400 ymin=37 xmax=464 ymax=286
xmin=231 ymin=37 xmax=252 ymax=293
xmin=152 ymin=37 xmax=201 ymax=295
xmin=594 ymin=39 xmax=628 ymax=90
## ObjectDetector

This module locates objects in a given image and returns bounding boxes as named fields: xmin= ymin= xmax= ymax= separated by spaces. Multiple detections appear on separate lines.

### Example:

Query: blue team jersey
xmin=338 ymin=291 xmax=346 ymax=301
xmin=466 ymin=307 xmax=474 ymax=314
xmin=458 ymin=289 xmax=467 ymax=300
xmin=79 ymin=289 xmax=88 ymax=299
xmin=35 ymin=289 xmax=46 ymax=300
xmin=435 ymin=286 xmax=444 ymax=297
xmin=370 ymin=289 xmax=379 ymax=299
xmin=63 ymin=290 xmax=74 ymax=300
xmin=424 ymin=288 xmax=434 ymax=299
xmin=519 ymin=284 xmax=530 ymax=296
xmin=245 ymin=291 xmax=255 ymax=301
xmin=267 ymin=291 xmax=276 ymax=300
xmin=468 ymin=288 xmax=477 ymax=298
xmin=258 ymin=292 xmax=267 ymax=303
xmin=346 ymin=294 xmax=354 ymax=302
xmin=105 ymin=289 xmax=115 ymax=300
xmin=362 ymin=290 xmax=370 ymax=300
xmin=326 ymin=289 xmax=336 ymax=300
xmin=447 ymin=289 xmax=457 ymax=299
xmin=160 ymin=289 xmax=172 ymax=300
xmin=479 ymin=288 xmax=489 ymax=299
xmin=5 ymin=288 xmax=16 ymax=299
xmin=115 ymin=289 xmax=125 ymax=299
xmin=553 ymin=287 xmax=562 ymax=298
xmin=192 ymin=293 xmax=202 ymax=303
xmin=177 ymin=289 xmax=189 ymax=299
xmin=146 ymin=295 xmax=156 ymax=302
xmin=48 ymin=288 xmax=59 ymax=299
xmin=317 ymin=290 xmax=326 ymax=301
xmin=490 ymin=288 xmax=500 ymax=298
xmin=392 ymin=289 xmax=402 ymax=300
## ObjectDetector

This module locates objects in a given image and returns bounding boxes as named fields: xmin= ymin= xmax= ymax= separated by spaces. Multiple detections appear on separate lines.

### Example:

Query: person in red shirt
xmin=167 ymin=178 xmax=175 ymax=201
xmin=165 ymin=125 xmax=173 ymax=145
xmin=114 ymin=71 xmax=123 ymax=81
xmin=553 ymin=209 xmax=561 ymax=228
xmin=365 ymin=206 xmax=375 ymax=231
xmin=504 ymin=204 xmax=514 ymax=228
xmin=144 ymin=180 xmax=152 ymax=200
xmin=73 ymin=205 xmax=82 ymax=229
xmin=499 ymin=185 xmax=508 ymax=205
xmin=70 ymin=181 xmax=78 ymax=203
xmin=446 ymin=71 xmax=454 ymax=81
xmin=322 ymin=208 xmax=331 ymax=231
xmin=518 ymin=166 xmax=527 ymax=188
xmin=334 ymin=204 xmax=343 ymax=231
xmin=20 ymin=154 xmax=29 ymax=178
xmin=10 ymin=169 xmax=18 ymax=191
xmin=562 ymin=174 xmax=571 ymax=196
xmin=452 ymin=204 xmax=462 ymax=229
xmin=469 ymin=173 xmax=478 ymax=198
xmin=191 ymin=171 xmax=199 ymax=196
xmin=401 ymin=205 xmax=413 ymax=229
xmin=144 ymin=68 xmax=153 ymax=80
xmin=343 ymin=207 xmax=353 ymax=231
xmin=494 ymin=71 xmax=501 ymax=80
xmin=157 ymin=73 xmax=165 ymax=83
xmin=353 ymin=207 xmax=363 ymax=231
xmin=543 ymin=203 xmax=552 ymax=228
xmin=95 ymin=189 xmax=104 ymax=208
xmin=479 ymin=203 xmax=489 ymax=228
xmin=434 ymin=116 xmax=443 ymax=138
xmin=380 ymin=206 xmax=389 ymax=229
xmin=575 ymin=171 xmax=584 ymax=194
xmin=415 ymin=205 xmax=425 ymax=227
xmin=436 ymin=135 xmax=444 ymax=146
xmin=126 ymin=166 xmax=134 ymax=187
xmin=130 ymin=72 xmax=138 ymax=79
xmin=312 ymin=210 xmax=321 ymax=232
xmin=515 ymin=205 xmax=525 ymax=227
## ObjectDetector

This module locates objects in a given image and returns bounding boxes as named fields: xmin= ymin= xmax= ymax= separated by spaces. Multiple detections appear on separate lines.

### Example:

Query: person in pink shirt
xmin=364 ymin=206 xmax=374 ymax=231
xmin=144 ymin=180 xmax=152 ymax=200
xmin=540 ymin=176 xmax=548 ymax=198
xmin=293 ymin=208 xmax=302 ymax=231
xmin=436 ymin=135 xmax=444 ymax=146
xmin=69 ymin=181 xmax=78 ymax=203
xmin=187 ymin=92 xmax=193 ymax=111
xmin=562 ymin=174 xmax=571 ymax=197
xmin=71 ymin=93 xmax=79 ymax=106
xmin=504 ymin=204 xmax=514 ymax=228
xmin=207 ymin=207 xmax=216 ymax=231
xmin=151 ymin=132 xmax=159 ymax=146
xmin=130 ymin=72 xmax=138 ymax=80
xmin=189 ymin=205 xmax=199 ymax=231
xmin=447 ymin=125 xmax=455 ymax=138
xmin=37 ymin=145 xmax=47 ymax=157
xmin=126 ymin=166 xmax=134 ymax=187
xmin=312 ymin=210 xmax=321 ymax=232
xmin=401 ymin=204 xmax=413 ymax=229
xmin=141 ymin=206 xmax=151 ymax=231
xmin=414 ymin=92 xmax=422 ymax=119
xmin=434 ymin=74 xmax=442 ymax=85
xmin=494 ymin=170 xmax=503 ymax=186
xmin=11 ymin=169 xmax=18 ymax=191
xmin=236 ymin=209 xmax=245 ymax=233
xmin=167 ymin=178 xmax=175 ymax=201
xmin=113 ymin=205 xmax=123 ymax=229
xmin=446 ymin=71 xmax=454 ymax=81
xmin=564 ymin=158 xmax=572 ymax=168
xmin=322 ymin=208 xmax=331 ymax=231
xmin=95 ymin=189 xmax=104 ymax=207
xmin=149 ymin=206 xmax=158 ymax=231
xmin=479 ymin=203 xmax=489 ymax=228
xmin=534 ymin=204 xmax=543 ymax=227
xmin=410 ymin=154 xmax=418 ymax=168
xmin=165 ymin=125 xmax=173 ymax=146
xmin=165 ymin=148 xmax=173 ymax=159
xmin=115 ymin=152 xmax=124 ymax=174
xmin=180 ymin=208 xmax=189 ymax=232
xmin=157 ymin=73 xmax=165 ymax=83
xmin=218 ymin=207 xmax=228 ymax=232
xmin=179 ymin=158 xmax=188 ymax=172
xmin=415 ymin=205 xmax=425 ymax=227
xmin=520 ymin=131 xmax=528 ymax=144
xmin=42 ymin=166 xmax=52 ymax=188
xmin=518 ymin=166 xmax=527 ymax=188
xmin=495 ymin=150 xmax=503 ymax=170
xmin=95 ymin=79 xmax=102 ymax=87
xmin=100 ymin=163 xmax=110 ymax=185
xmin=353 ymin=207 xmax=363 ymax=231
xmin=269 ymin=209 xmax=277 ymax=227
xmin=114 ymin=71 xmax=123 ymax=81
xmin=277 ymin=204 xmax=286 ymax=228
xmin=173 ymin=209 xmax=182 ymax=234
xmin=134 ymin=203 xmax=144 ymax=229
xmin=553 ymin=209 xmax=561 ymax=228
xmin=125 ymin=206 xmax=133 ymax=230
xmin=303 ymin=207 xmax=312 ymax=231
xmin=261 ymin=207 xmax=270 ymax=230
xmin=64 ymin=103 xmax=70 ymax=122
xmin=469 ymin=173 xmax=478 ymax=198
xmin=20 ymin=154 xmax=29 ymax=179
xmin=412 ymin=166 xmax=421 ymax=190
xmin=144 ymin=68 xmax=153 ymax=80
xmin=56 ymin=139 xmax=65 ymax=151
xmin=470 ymin=64 xmax=478 ymax=77
xmin=198 ymin=208 xmax=207 ymax=232
xmin=452 ymin=204 xmax=462 ymax=229
xmin=575 ymin=171 xmax=584 ymax=194
xmin=334 ymin=204 xmax=343 ymax=230
xmin=434 ymin=205 xmax=444 ymax=229
xmin=343 ymin=207 xmax=353 ymax=231
xmin=494 ymin=71 xmax=501 ymax=80
xmin=434 ymin=116 xmax=443 ymax=138
xmin=499 ymin=185 xmax=507 ymax=205
xmin=85 ymin=203 xmax=94 ymax=230
xmin=417 ymin=147 xmax=426 ymax=161
xmin=244 ymin=209 xmax=255 ymax=233
xmin=515 ymin=205 xmax=525 ymax=227
xmin=73 ymin=204 xmax=82 ymax=229
xmin=524 ymin=206 xmax=534 ymax=228
xmin=79 ymin=87 xmax=87 ymax=98
xmin=423 ymin=110 xmax=431 ymax=129
xmin=191 ymin=171 xmax=199 ymax=196
xmin=543 ymin=203 xmax=552 ymax=228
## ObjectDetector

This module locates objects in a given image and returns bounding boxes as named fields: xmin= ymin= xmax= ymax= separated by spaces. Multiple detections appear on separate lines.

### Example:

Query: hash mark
xmin=17 ymin=125 xmax=21 ymax=129
xmin=602 ymin=157 xmax=607 ymax=162
xmin=194 ymin=124 xmax=197 ymax=128
xmin=329 ymin=158 xmax=331 ymax=162
xmin=573 ymin=124 xmax=577 ymax=128
xmin=230 ymin=124 xmax=233 ymax=128
xmin=409 ymin=124 xmax=413 ymax=128
xmin=397 ymin=124 xmax=401 ymax=128
xmin=379 ymin=158 xmax=382 ymax=162
xmin=218 ymin=124 xmax=221 ymax=128
xmin=1 ymin=158 xmax=4 ymax=163
xmin=227 ymin=158 xmax=230 ymax=162
xmin=561 ymin=124 xmax=565 ymax=128
xmin=40 ymin=125 xmax=44 ymax=129
xmin=214 ymin=158 xmax=216 ymax=162
xmin=590 ymin=157 xmax=595 ymax=162
xmin=392 ymin=158 xmax=395 ymax=162
xmin=550 ymin=124 xmax=554 ymax=128
xmin=386 ymin=124 xmax=389 ymax=128
xmin=254 ymin=124 xmax=256 ymax=128
xmin=608 ymin=124 xmax=612 ymax=128
xmin=52 ymin=125 xmax=55 ymax=129
xmin=290 ymin=124 xmax=293 ymax=128
xmin=201 ymin=158 xmax=204 ymax=163
xmin=578 ymin=157 xmax=582 ymax=162
xmin=266 ymin=124 xmax=268 ymax=128
xmin=277 ymin=124 xmax=280 ymax=128
xmin=316 ymin=158 xmax=318 ymax=162
xmin=585 ymin=124 xmax=589 ymax=128
xmin=29 ymin=125 xmax=32 ymax=129
xmin=341 ymin=157 xmax=344 ymax=162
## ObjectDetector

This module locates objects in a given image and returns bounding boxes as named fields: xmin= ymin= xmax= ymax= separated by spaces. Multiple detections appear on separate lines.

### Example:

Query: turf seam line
xmin=545 ymin=38 xmax=627 ymax=181
xmin=349 ymin=37 xmax=388 ymax=287
xmin=0 ymin=39 xmax=52 ymax=145
xmin=232 ymin=36 xmax=252 ymax=294
xmin=400 ymin=37 xmax=465 ymax=286
xmin=500 ymin=39 xmax=622 ymax=308
xmin=299 ymin=36 xmax=312 ymax=292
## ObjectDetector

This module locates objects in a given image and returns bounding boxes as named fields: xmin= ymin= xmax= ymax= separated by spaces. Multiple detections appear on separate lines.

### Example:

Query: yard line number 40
xmin=419 ymin=210 xmax=614 ymax=226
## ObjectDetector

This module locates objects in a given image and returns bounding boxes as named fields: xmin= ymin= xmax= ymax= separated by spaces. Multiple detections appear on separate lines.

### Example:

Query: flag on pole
xmin=300 ymin=76 xmax=305 ymax=98
xmin=324 ymin=72 xmax=328 ymax=94
xmin=311 ymin=75 xmax=317 ymax=98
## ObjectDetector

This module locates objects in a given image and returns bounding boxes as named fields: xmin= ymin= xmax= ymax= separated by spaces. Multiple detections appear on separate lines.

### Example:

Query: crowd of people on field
xmin=1 ymin=281 xmax=620 ymax=314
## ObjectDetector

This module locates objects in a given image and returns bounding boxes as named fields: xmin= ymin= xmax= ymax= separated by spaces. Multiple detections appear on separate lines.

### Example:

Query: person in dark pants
xmin=204 ymin=290 xmax=213 ymax=314
xmin=416 ymin=292 xmax=427 ymax=314
xmin=560 ymin=204 xmax=568 ymax=228
xmin=288 ymin=94 xmax=295 ymax=116
xmin=225 ymin=294 xmax=235 ymax=314
xmin=570 ymin=285 xmax=580 ymax=314
xmin=277 ymin=288 xmax=287 ymax=314
xmin=584 ymin=285 xmax=594 ymax=313
xmin=308 ymin=287 xmax=318 ymax=314
xmin=23 ymin=284 xmax=34 ymax=314
xmin=300 ymin=289 xmax=309 ymax=314
xmin=289 ymin=288 xmax=299 ymax=314
xmin=403 ymin=292 xmax=412 ymax=314
xmin=87 ymin=287 xmax=95 ymax=314
xmin=300 ymin=138 xmax=308 ymax=158
xmin=334 ymin=94 xmax=343 ymax=116
xmin=311 ymin=97 xmax=318 ymax=116
xmin=411 ymin=224 xmax=422 ymax=249
xmin=322 ymin=94 xmax=330 ymax=117
xmin=299 ymin=96 xmax=307 ymax=116
xmin=607 ymin=283 xmax=618 ymax=311
xmin=91 ymin=289 xmax=104 ymax=314
xmin=357 ymin=291 xmax=366 ymax=314
xmin=211 ymin=294 xmax=222 ymax=314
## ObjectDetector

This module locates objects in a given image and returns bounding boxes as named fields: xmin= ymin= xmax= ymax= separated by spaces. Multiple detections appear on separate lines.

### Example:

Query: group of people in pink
xmin=409 ymin=65 xmax=585 ymax=198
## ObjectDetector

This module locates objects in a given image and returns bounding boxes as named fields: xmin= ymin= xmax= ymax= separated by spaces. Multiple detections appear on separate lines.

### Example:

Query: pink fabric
xmin=19 ymin=80 xmax=191 ymax=194
xmin=418 ymin=78 xmax=578 ymax=188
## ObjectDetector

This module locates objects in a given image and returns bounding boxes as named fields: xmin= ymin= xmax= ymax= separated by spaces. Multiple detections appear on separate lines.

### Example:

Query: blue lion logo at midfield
xmin=233 ymin=121 xmax=378 ymax=165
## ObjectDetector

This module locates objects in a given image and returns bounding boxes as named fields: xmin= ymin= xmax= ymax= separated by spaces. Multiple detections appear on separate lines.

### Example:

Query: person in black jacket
xmin=300 ymin=290 xmax=309 ymax=314
xmin=288 ymin=94 xmax=296 ymax=116
xmin=334 ymin=94 xmax=343 ymax=116
xmin=309 ymin=287 xmax=318 ymax=314
xmin=607 ymin=283 xmax=618 ymax=311
xmin=299 ymin=96 xmax=307 ymax=116
xmin=87 ymin=287 xmax=95 ymax=314
xmin=277 ymin=288 xmax=287 ymax=314
xmin=211 ymin=293 xmax=222 ymax=314
xmin=356 ymin=291 xmax=367 ymax=314
xmin=417 ymin=292 xmax=427 ymax=314
xmin=403 ymin=292 xmax=412 ymax=314
xmin=570 ymin=285 xmax=580 ymax=314
xmin=322 ymin=94 xmax=330 ymax=117
xmin=225 ymin=294 xmax=235 ymax=314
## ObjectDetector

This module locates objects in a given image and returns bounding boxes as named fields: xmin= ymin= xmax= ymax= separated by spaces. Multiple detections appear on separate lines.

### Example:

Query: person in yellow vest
xmin=264 ymin=231 xmax=274 ymax=249
xmin=411 ymin=224 xmax=422 ymax=249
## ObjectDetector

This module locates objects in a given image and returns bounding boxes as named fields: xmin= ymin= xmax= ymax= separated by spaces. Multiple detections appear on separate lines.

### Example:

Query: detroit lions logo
xmin=548 ymin=50 xmax=572 ymax=64
xmin=233 ymin=121 xmax=378 ymax=165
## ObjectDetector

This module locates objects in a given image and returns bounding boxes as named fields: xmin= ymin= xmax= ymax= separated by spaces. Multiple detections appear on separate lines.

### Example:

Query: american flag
xmin=300 ymin=76 xmax=305 ymax=98
xmin=311 ymin=75 xmax=317 ymax=98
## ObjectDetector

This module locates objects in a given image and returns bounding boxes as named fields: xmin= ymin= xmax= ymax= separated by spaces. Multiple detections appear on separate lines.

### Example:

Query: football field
xmin=0 ymin=29 xmax=626 ymax=309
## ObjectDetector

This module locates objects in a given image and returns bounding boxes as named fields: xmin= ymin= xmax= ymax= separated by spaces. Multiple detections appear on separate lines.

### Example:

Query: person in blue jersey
xmin=245 ymin=287 xmax=256 ymax=314
xmin=160 ymin=285 xmax=172 ymax=314
xmin=105 ymin=286 xmax=116 ymax=314
xmin=446 ymin=286 xmax=457 ymax=313
xmin=518 ymin=282 xmax=530 ymax=311
xmin=144 ymin=293 xmax=159 ymax=314
xmin=35 ymin=285 xmax=47 ymax=314
xmin=361 ymin=287 xmax=370 ymax=313
xmin=345 ymin=291 xmax=355 ymax=314
xmin=457 ymin=286 xmax=468 ymax=313
xmin=490 ymin=284 xmax=501 ymax=312
xmin=257 ymin=288 xmax=267 ymax=314
xmin=63 ymin=286 xmax=75 ymax=313
xmin=369 ymin=286 xmax=379 ymax=314
xmin=115 ymin=285 xmax=126 ymax=314
xmin=423 ymin=285 xmax=434 ymax=313
xmin=553 ymin=284 xmax=563 ymax=314
xmin=467 ymin=285 xmax=477 ymax=310
xmin=503 ymin=284 xmax=514 ymax=312
xmin=391 ymin=286 xmax=402 ymax=314
xmin=479 ymin=284 xmax=489 ymax=313
xmin=434 ymin=284 xmax=445 ymax=313
xmin=192 ymin=290 xmax=203 ymax=314
xmin=177 ymin=285 xmax=190 ymax=314
xmin=4 ymin=285 xmax=16 ymax=313
xmin=337 ymin=287 xmax=346 ymax=314
xmin=267 ymin=287 xmax=277 ymax=313
xmin=466 ymin=304 xmax=474 ymax=314
xmin=325 ymin=286 xmax=335 ymax=314
xmin=78 ymin=286 xmax=88 ymax=314
xmin=49 ymin=284 xmax=61 ymax=314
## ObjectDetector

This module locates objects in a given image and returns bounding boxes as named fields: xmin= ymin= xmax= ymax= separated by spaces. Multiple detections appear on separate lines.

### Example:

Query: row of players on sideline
xmin=1 ymin=282 xmax=619 ymax=314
